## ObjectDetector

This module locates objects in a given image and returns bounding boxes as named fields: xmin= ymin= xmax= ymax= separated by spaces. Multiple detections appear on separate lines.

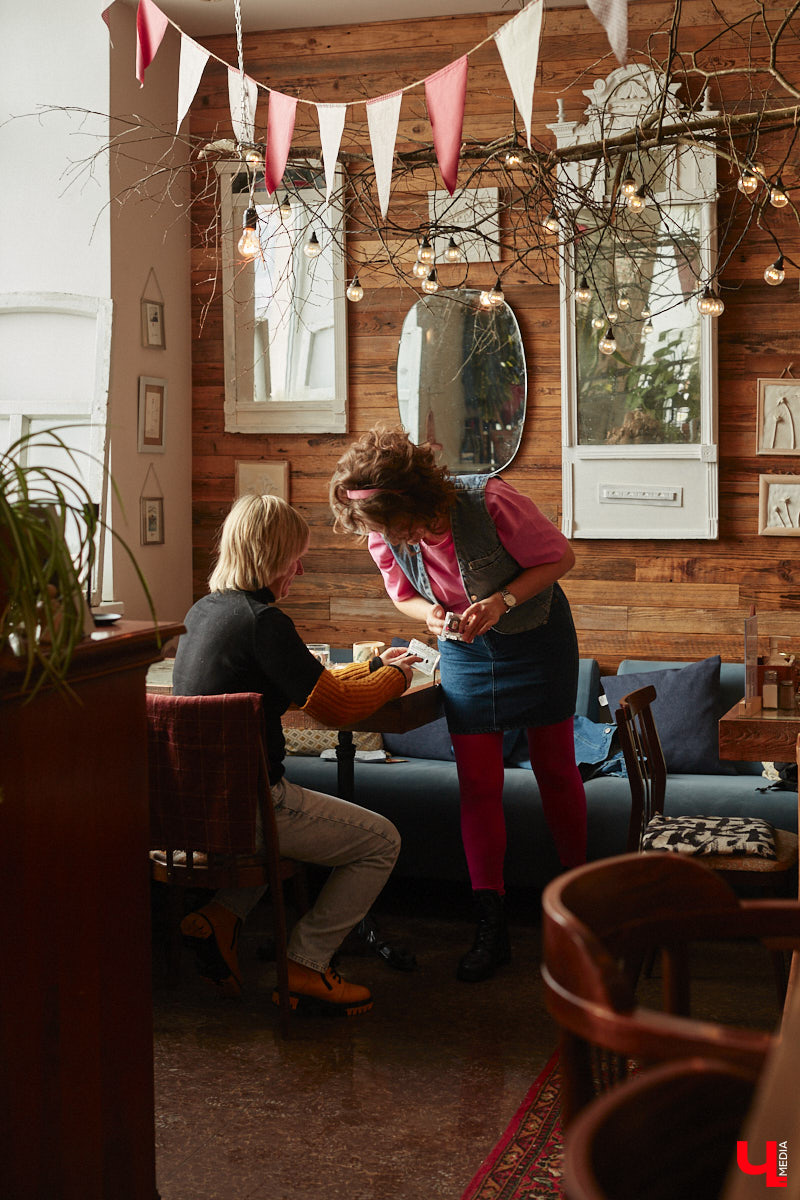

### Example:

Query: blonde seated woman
xmin=171 ymin=493 xmax=418 ymax=1017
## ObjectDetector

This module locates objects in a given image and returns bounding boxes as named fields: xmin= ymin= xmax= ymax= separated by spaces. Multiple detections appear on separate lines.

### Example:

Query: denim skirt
xmin=437 ymin=583 xmax=579 ymax=734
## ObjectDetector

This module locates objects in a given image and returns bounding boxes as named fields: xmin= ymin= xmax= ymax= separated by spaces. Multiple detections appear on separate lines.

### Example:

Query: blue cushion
xmin=601 ymin=655 xmax=736 ymax=776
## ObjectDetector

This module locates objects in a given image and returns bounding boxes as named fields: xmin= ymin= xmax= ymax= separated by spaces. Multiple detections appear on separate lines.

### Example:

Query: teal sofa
xmin=284 ymin=657 xmax=797 ymax=889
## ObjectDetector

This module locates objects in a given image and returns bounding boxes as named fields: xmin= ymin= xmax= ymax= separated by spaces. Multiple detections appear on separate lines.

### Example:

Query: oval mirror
xmin=396 ymin=288 xmax=526 ymax=474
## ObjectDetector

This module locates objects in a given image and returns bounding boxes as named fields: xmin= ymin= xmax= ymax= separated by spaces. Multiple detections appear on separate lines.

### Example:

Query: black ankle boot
xmin=456 ymin=890 xmax=511 ymax=982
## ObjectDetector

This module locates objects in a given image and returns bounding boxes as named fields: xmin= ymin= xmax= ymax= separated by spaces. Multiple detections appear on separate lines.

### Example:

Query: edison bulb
xmin=599 ymin=329 xmax=617 ymax=355
xmin=607 ymin=310 xmax=619 ymax=324
xmin=479 ymin=290 xmax=493 ymax=309
xmin=575 ymin=277 xmax=592 ymax=304
xmin=591 ymin=315 xmax=605 ymax=330
xmin=278 ymin=194 xmax=292 ymax=219
xmin=642 ymin=320 xmax=654 ymax=335
xmin=641 ymin=307 xmax=651 ymax=319
xmin=488 ymin=279 xmax=504 ymax=307
xmin=618 ymin=293 xmax=631 ymax=311
xmin=764 ymin=256 xmax=785 ymax=285
xmin=769 ymin=179 xmax=789 ymax=209
xmin=737 ymin=165 xmax=762 ymax=195
xmin=543 ymin=208 xmax=560 ymax=234
xmin=505 ymin=149 xmax=522 ymax=168
xmin=237 ymin=207 xmax=260 ymax=258
xmin=444 ymin=237 xmax=462 ymax=263
xmin=627 ymin=188 xmax=647 ymax=212
xmin=417 ymin=237 xmax=434 ymax=265
xmin=422 ymin=268 xmax=439 ymax=294
xmin=304 ymin=231 xmax=322 ymax=258
xmin=346 ymin=276 xmax=364 ymax=302
xmin=697 ymin=286 xmax=725 ymax=314
xmin=412 ymin=259 xmax=428 ymax=279
xmin=621 ymin=176 xmax=637 ymax=197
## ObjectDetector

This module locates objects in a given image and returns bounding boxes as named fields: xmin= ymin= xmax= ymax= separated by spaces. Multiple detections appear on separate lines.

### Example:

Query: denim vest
xmin=384 ymin=474 xmax=553 ymax=634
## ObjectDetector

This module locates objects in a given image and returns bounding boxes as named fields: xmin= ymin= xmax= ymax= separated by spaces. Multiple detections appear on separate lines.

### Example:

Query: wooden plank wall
xmin=189 ymin=1 xmax=800 ymax=674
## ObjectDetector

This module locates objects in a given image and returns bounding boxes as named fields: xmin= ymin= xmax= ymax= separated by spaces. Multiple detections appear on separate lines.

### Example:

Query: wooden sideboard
xmin=0 ymin=621 xmax=183 ymax=1200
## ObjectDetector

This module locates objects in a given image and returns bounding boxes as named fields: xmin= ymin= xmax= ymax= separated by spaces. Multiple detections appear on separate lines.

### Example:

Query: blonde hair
xmin=209 ymin=493 xmax=309 ymax=593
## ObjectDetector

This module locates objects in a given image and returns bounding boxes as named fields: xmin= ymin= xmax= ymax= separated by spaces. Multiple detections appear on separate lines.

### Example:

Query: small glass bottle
xmin=762 ymin=668 xmax=779 ymax=709
xmin=779 ymin=678 xmax=795 ymax=710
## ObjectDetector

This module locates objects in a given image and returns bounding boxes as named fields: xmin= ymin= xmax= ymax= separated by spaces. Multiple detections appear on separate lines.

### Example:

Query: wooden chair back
xmin=563 ymin=1057 xmax=758 ymax=1200
xmin=540 ymin=852 xmax=800 ymax=1125
xmin=146 ymin=692 xmax=307 ymax=1036
xmin=612 ymin=684 xmax=666 ymax=851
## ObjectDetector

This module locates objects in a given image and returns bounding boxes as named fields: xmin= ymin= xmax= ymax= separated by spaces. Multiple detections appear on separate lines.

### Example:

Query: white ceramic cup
xmin=353 ymin=640 xmax=386 ymax=662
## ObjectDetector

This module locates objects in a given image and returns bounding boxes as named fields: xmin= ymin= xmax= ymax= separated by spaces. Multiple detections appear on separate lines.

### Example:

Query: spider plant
xmin=0 ymin=427 xmax=155 ymax=697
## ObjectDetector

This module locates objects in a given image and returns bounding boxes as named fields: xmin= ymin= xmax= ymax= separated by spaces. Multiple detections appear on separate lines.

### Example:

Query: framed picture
xmin=235 ymin=459 xmax=289 ymax=501
xmin=138 ymin=377 xmax=167 ymax=453
xmin=141 ymin=299 xmax=166 ymax=349
xmin=140 ymin=496 xmax=165 ymax=545
xmin=756 ymin=379 xmax=800 ymax=454
xmin=758 ymin=474 xmax=800 ymax=535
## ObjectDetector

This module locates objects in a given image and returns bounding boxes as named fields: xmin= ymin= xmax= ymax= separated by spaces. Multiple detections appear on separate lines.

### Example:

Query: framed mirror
xmin=549 ymin=66 xmax=719 ymax=539
xmin=218 ymin=161 xmax=347 ymax=434
xmin=396 ymin=288 xmax=526 ymax=475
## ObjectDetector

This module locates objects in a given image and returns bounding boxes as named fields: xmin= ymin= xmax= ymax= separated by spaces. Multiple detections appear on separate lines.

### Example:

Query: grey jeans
xmin=214 ymin=776 xmax=401 ymax=974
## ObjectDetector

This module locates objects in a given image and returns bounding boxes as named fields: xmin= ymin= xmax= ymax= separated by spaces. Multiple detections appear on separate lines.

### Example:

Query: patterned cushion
xmin=641 ymin=813 xmax=777 ymax=859
xmin=283 ymin=727 xmax=383 ymax=756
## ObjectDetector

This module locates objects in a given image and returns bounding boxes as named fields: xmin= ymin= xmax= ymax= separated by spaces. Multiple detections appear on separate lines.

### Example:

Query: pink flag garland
xmin=265 ymin=91 xmax=298 ymax=195
xmin=135 ymin=0 xmax=169 ymax=85
xmin=424 ymin=55 xmax=468 ymax=196
xmin=585 ymin=0 xmax=628 ymax=66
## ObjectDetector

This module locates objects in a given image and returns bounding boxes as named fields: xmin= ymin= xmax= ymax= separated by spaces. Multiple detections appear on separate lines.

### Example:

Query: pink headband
xmin=346 ymin=487 xmax=391 ymax=499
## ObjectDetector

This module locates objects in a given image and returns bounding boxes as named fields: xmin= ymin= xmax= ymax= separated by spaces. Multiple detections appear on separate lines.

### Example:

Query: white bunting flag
xmin=586 ymin=0 xmax=628 ymax=66
xmin=493 ymin=0 xmax=544 ymax=150
xmin=366 ymin=91 xmax=403 ymax=220
xmin=227 ymin=68 xmax=259 ymax=145
xmin=316 ymin=103 xmax=348 ymax=203
xmin=176 ymin=37 xmax=210 ymax=134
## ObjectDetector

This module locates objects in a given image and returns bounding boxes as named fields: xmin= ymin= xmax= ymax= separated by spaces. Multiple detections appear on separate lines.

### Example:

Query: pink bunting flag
xmin=586 ymin=0 xmax=628 ymax=66
xmin=264 ymin=91 xmax=298 ymax=195
xmin=136 ymin=0 xmax=169 ymax=86
xmin=424 ymin=55 xmax=468 ymax=197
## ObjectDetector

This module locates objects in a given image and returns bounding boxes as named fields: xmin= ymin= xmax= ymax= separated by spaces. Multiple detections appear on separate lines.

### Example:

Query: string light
xmin=237 ymin=206 xmax=260 ymax=258
xmin=505 ymin=149 xmax=522 ymax=168
xmin=764 ymin=255 xmax=785 ymax=285
xmin=697 ymin=285 xmax=725 ymax=314
xmin=599 ymin=328 xmax=617 ymax=355
xmin=621 ymin=175 xmax=637 ymax=197
xmin=488 ymin=277 xmax=505 ymax=307
xmin=737 ymin=163 xmax=763 ymax=195
xmin=617 ymin=293 xmax=631 ymax=311
xmin=479 ymin=289 xmax=493 ymax=308
xmin=642 ymin=319 xmax=654 ymax=335
xmin=575 ymin=277 xmax=592 ymax=303
xmin=444 ymin=237 xmax=462 ymax=262
xmin=627 ymin=187 xmax=647 ymax=212
xmin=278 ymin=194 xmax=292 ymax=219
xmin=346 ymin=276 xmax=364 ymax=302
xmin=304 ymin=231 xmax=322 ymax=258
xmin=769 ymin=178 xmax=789 ymax=208
xmin=543 ymin=208 xmax=560 ymax=234
xmin=591 ymin=315 xmax=605 ymax=330
xmin=641 ymin=307 xmax=651 ymax=318
xmin=417 ymin=237 xmax=435 ymax=265
xmin=422 ymin=267 xmax=439 ymax=294
xmin=412 ymin=260 xmax=429 ymax=279
xmin=607 ymin=310 xmax=619 ymax=323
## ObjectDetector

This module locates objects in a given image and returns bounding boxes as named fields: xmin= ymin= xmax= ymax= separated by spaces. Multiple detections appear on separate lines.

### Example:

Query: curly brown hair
xmin=329 ymin=425 xmax=456 ymax=540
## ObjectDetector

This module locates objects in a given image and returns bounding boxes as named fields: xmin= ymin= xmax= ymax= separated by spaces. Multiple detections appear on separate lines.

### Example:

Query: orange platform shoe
xmin=273 ymin=961 xmax=373 ymax=1017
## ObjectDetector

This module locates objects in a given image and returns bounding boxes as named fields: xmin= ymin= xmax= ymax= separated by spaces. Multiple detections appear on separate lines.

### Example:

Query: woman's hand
xmin=458 ymin=593 xmax=507 ymax=643
xmin=380 ymin=646 xmax=420 ymax=687
xmin=426 ymin=604 xmax=447 ymax=638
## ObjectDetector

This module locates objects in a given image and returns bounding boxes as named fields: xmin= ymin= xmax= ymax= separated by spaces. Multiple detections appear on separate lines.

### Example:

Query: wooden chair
xmin=562 ymin=1057 xmax=759 ymax=1200
xmin=146 ymin=692 xmax=308 ymax=1037
xmin=614 ymin=683 xmax=798 ymax=1000
xmin=540 ymin=852 xmax=800 ymax=1126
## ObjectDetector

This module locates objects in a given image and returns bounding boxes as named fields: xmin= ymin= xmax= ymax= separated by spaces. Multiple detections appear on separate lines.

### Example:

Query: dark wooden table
xmin=718 ymin=698 xmax=800 ymax=763
xmin=282 ymin=676 xmax=443 ymax=801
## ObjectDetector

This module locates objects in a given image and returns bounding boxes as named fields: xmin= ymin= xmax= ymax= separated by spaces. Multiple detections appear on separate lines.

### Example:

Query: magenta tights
xmin=450 ymin=718 xmax=587 ymax=893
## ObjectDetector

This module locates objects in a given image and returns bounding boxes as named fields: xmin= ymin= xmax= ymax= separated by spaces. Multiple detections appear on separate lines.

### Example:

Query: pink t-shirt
xmin=367 ymin=477 xmax=568 ymax=613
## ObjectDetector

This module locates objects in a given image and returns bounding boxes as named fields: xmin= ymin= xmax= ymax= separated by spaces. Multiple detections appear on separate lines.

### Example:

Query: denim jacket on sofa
xmin=383 ymin=474 xmax=553 ymax=634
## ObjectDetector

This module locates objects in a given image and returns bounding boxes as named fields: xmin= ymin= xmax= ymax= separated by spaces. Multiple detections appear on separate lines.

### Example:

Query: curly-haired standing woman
xmin=330 ymin=426 xmax=587 ymax=982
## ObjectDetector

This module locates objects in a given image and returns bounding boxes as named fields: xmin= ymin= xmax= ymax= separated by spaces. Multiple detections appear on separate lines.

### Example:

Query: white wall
xmin=0 ymin=0 xmax=193 ymax=626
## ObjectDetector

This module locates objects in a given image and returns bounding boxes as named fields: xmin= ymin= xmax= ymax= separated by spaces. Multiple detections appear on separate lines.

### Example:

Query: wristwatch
xmin=500 ymin=588 xmax=517 ymax=612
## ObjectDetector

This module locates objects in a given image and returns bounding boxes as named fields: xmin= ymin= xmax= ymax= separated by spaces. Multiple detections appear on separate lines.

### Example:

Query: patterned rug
xmin=461 ymin=1050 xmax=564 ymax=1200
